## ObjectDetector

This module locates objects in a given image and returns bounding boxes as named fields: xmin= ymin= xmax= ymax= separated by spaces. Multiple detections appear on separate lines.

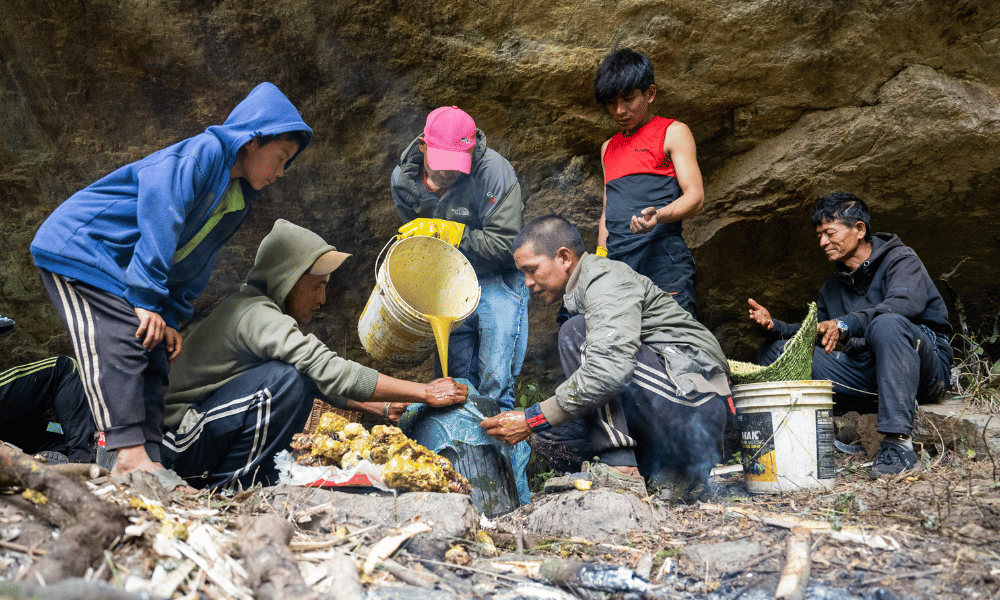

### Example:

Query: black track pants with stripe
xmin=40 ymin=270 xmax=168 ymax=460
xmin=0 ymin=356 xmax=95 ymax=462
xmin=529 ymin=315 xmax=727 ymax=488
xmin=162 ymin=361 xmax=316 ymax=490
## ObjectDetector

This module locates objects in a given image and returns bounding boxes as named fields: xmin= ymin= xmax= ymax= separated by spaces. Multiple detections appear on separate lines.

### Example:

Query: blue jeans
xmin=438 ymin=269 xmax=531 ymax=504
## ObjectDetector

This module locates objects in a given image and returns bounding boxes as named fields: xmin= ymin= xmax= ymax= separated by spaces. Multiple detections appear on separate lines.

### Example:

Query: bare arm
xmin=597 ymin=140 xmax=610 ymax=249
xmin=343 ymin=398 xmax=410 ymax=424
xmin=371 ymin=374 xmax=467 ymax=407
xmin=631 ymin=121 xmax=705 ymax=233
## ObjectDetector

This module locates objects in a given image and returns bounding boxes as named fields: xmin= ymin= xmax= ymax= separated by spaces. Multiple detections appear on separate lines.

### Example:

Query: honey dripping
xmin=424 ymin=314 xmax=456 ymax=377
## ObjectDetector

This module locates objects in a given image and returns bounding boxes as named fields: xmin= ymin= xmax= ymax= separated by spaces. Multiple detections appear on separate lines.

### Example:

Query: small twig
xmin=0 ymin=539 xmax=46 ymax=556
xmin=289 ymin=536 xmax=349 ymax=551
xmin=418 ymin=558 xmax=529 ymax=584
xmin=653 ymin=557 xmax=672 ymax=582
xmin=722 ymin=549 xmax=781 ymax=579
xmin=855 ymin=566 xmax=947 ymax=587
xmin=982 ymin=415 xmax=997 ymax=482
xmin=379 ymin=558 xmax=438 ymax=589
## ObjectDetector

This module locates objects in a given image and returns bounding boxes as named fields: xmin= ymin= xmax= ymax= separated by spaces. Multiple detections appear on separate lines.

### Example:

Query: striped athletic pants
xmin=529 ymin=315 xmax=728 ymax=489
xmin=162 ymin=361 xmax=316 ymax=490
xmin=40 ymin=270 xmax=168 ymax=461
xmin=0 ymin=355 xmax=95 ymax=462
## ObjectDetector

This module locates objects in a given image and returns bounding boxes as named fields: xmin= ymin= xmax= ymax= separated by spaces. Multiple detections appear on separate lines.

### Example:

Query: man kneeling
xmin=482 ymin=215 xmax=731 ymax=496
xmin=162 ymin=219 xmax=467 ymax=490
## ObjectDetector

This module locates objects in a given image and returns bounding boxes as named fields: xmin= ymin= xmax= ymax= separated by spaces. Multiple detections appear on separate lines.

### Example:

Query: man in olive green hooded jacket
xmin=162 ymin=219 xmax=467 ymax=490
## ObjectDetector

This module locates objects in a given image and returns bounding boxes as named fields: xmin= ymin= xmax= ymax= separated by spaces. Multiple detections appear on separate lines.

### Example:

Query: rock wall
xmin=2 ymin=0 xmax=998 ymax=380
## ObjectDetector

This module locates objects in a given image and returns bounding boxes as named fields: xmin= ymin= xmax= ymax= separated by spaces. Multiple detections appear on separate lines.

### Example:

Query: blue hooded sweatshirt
xmin=31 ymin=83 xmax=312 ymax=328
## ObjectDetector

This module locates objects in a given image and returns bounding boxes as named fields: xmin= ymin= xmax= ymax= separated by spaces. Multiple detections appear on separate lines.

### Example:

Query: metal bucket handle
xmin=374 ymin=236 xmax=396 ymax=280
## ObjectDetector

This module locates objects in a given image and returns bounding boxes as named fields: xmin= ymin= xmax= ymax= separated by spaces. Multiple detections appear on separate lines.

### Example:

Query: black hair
xmin=256 ymin=130 xmax=311 ymax=151
xmin=811 ymin=192 xmax=872 ymax=242
xmin=593 ymin=48 xmax=655 ymax=106
xmin=513 ymin=214 xmax=586 ymax=259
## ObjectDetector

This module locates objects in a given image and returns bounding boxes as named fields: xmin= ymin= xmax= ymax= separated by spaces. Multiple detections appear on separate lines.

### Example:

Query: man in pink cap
xmin=391 ymin=106 xmax=531 ymax=504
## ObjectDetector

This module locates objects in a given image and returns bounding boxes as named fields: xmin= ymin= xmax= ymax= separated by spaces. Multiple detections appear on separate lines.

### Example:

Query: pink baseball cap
xmin=423 ymin=106 xmax=476 ymax=174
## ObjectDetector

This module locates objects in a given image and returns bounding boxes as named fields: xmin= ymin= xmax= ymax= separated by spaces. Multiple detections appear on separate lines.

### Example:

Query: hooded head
xmin=246 ymin=219 xmax=350 ymax=324
xmin=207 ymin=83 xmax=313 ymax=176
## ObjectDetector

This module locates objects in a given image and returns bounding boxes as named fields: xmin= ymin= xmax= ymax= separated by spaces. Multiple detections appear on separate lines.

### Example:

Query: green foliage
xmin=516 ymin=381 xmax=543 ymax=410
xmin=950 ymin=330 xmax=1000 ymax=413
xmin=516 ymin=374 xmax=562 ymax=493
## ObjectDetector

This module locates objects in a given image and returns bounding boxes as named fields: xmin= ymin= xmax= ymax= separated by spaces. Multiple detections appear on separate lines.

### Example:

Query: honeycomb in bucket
xmin=290 ymin=413 xmax=471 ymax=494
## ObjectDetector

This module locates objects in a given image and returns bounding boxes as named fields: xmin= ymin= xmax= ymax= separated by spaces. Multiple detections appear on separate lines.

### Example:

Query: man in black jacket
xmin=747 ymin=193 xmax=952 ymax=478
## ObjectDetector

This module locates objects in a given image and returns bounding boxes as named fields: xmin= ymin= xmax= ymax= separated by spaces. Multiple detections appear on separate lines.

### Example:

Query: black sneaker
xmin=0 ymin=314 xmax=14 ymax=336
xmin=870 ymin=442 xmax=922 ymax=479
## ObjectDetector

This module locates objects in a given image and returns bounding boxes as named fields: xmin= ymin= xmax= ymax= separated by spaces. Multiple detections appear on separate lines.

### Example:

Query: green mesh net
xmin=728 ymin=302 xmax=819 ymax=385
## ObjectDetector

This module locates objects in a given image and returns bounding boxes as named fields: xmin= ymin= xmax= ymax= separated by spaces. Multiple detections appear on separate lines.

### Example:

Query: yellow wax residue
xmin=424 ymin=314 xmax=456 ymax=377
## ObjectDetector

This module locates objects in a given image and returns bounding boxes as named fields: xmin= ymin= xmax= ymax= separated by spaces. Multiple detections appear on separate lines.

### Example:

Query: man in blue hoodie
xmin=31 ymin=83 xmax=312 ymax=479
xmin=747 ymin=193 xmax=953 ymax=479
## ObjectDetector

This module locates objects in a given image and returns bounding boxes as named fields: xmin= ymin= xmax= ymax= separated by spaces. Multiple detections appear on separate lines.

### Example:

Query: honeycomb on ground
xmin=290 ymin=413 xmax=471 ymax=494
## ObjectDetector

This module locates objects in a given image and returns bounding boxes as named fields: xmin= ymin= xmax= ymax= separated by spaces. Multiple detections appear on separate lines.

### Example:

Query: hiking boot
xmin=582 ymin=461 xmax=647 ymax=495
xmin=870 ymin=441 xmax=922 ymax=479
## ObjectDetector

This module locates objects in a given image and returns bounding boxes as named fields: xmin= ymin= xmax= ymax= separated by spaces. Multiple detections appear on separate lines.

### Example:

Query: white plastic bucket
xmin=358 ymin=236 xmax=480 ymax=367
xmin=732 ymin=380 xmax=835 ymax=494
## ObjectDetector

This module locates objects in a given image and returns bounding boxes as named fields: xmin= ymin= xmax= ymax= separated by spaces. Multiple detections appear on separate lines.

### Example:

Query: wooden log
xmin=0 ymin=444 xmax=129 ymax=583
xmin=774 ymin=528 xmax=811 ymax=600
xmin=0 ymin=578 xmax=166 ymax=600
xmin=0 ymin=462 xmax=106 ymax=487
xmin=237 ymin=514 xmax=326 ymax=600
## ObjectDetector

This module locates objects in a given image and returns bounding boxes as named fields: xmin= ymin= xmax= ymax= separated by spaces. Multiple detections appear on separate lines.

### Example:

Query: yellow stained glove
xmin=397 ymin=218 xmax=465 ymax=247
xmin=595 ymin=246 xmax=608 ymax=257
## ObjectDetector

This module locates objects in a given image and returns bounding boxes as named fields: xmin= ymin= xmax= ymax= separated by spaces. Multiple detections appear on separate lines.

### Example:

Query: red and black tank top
xmin=603 ymin=116 xmax=676 ymax=183
xmin=603 ymin=116 xmax=683 ymax=256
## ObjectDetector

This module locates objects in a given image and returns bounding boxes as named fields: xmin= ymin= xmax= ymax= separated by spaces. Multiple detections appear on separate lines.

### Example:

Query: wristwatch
xmin=835 ymin=319 xmax=849 ymax=337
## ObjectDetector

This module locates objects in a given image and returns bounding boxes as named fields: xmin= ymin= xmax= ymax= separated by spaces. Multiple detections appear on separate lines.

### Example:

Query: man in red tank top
xmin=594 ymin=48 xmax=705 ymax=316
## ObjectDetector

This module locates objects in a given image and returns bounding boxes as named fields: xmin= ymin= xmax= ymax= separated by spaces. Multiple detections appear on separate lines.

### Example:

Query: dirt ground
xmin=1 ymin=403 xmax=998 ymax=600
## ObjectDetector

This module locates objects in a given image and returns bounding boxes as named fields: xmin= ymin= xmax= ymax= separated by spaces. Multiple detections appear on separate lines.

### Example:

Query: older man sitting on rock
xmin=747 ymin=192 xmax=953 ymax=479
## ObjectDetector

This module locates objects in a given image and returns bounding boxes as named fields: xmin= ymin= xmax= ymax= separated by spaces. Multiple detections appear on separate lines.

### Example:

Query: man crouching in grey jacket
xmin=482 ymin=214 xmax=731 ymax=498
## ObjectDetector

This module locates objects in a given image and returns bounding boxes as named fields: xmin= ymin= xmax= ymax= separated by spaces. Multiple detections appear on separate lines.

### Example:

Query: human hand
xmin=422 ymin=377 xmax=469 ymax=407
xmin=817 ymin=320 xmax=843 ymax=355
xmin=630 ymin=207 xmax=659 ymax=234
xmin=164 ymin=327 xmax=183 ymax=363
xmin=747 ymin=298 xmax=774 ymax=331
xmin=480 ymin=410 xmax=531 ymax=445
xmin=397 ymin=218 xmax=465 ymax=247
xmin=386 ymin=402 xmax=409 ymax=424
xmin=133 ymin=307 xmax=166 ymax=351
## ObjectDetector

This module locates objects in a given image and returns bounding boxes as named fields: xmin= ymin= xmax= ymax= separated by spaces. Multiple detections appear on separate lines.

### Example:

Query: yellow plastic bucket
xmin=732 ymin=380 xmax=835 ymax=494
xmin=358 ymin=236 xmax=480 ymax=367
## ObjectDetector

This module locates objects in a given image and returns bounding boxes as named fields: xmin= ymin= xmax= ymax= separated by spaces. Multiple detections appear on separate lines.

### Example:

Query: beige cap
xmin=308 ymin=249 xmax=352 ymax=275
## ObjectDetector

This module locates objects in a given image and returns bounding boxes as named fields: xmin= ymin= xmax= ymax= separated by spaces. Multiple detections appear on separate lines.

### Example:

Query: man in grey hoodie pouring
xmin=162 ymin=219 xmax=467 ymax=490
